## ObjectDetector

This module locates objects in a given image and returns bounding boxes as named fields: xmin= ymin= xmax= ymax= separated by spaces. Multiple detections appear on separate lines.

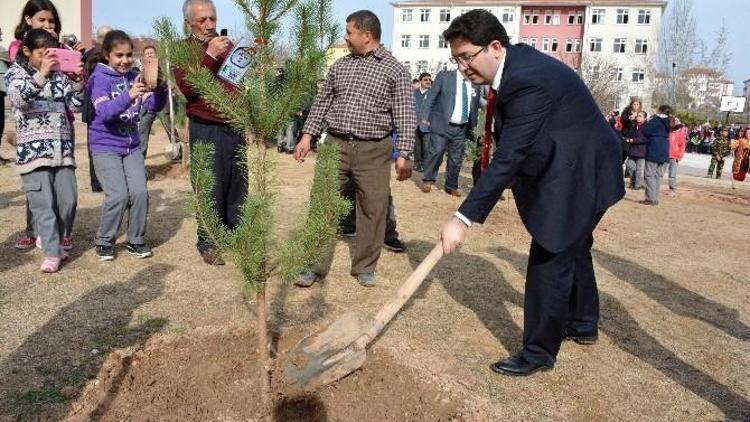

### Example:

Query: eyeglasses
xmin=449 ymin=47 xmax=486 ymax=66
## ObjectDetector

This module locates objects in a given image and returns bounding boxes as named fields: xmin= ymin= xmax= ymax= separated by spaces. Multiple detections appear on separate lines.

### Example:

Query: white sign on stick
xmin=720 ymin=96 xmax=746 ymax=113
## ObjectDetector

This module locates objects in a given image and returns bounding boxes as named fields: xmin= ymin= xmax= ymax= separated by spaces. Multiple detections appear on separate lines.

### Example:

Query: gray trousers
xmin=422 ymin=124 xmax=469 ymax=191
xmin=138 ymin=110 xmax=158 ymax=158
xmin=92 ymin=152 xmax=149 ymax=246
xmin=668 ymin=158 xmax=679 ymax=190
xmin=644 ymin=161 xmax=668 ymax=203
xmin=625 ymin=157 xmax=645 ymax=188
xmin=21 ymin=166 xmax=77 ymax=256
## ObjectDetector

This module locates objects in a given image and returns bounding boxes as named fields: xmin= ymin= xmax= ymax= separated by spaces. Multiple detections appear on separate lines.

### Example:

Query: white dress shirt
xmin=449 ymin=71 xmax=474 ymax=124
xmin=454 ymin=50 xmax=507 ymax=227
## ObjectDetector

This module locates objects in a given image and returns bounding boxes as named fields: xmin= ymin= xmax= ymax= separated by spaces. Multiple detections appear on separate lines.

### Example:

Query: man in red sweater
xmin=174 ymin=0 xmax=246 ymax=265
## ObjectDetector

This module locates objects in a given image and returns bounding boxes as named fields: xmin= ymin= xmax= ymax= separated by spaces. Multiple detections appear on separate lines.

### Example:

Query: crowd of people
xmin=606 ymin=98 xmax=750 ymax=203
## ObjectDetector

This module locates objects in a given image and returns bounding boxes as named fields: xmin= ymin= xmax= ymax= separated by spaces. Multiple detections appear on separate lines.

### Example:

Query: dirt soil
xmin=0 ymin=121 xmax=748 ymax=421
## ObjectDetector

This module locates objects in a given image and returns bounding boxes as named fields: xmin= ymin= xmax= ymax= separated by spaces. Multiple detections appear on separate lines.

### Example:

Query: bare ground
xmin=0 ymin=121 xmax=748 ymax=421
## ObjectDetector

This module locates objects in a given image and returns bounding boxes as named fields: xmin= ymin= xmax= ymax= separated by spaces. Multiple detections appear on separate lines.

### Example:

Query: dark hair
xmin=14 ymin=0 xmax=61 ymax=41
xmin=419 ymin=72 xmax=431 ymax=80
xmin=93 ymin=30 xmax=133 ymax=65
xmin=412 ymin=78 xmax=419 ymax=83
xmin=16 ymin=28 xmax=58 ymax=63
xmin=443 ymin=9 xmax=509 ymax=47
xmin=346 ymin=10 xmax=381 ymax=41
xmin=637 ymin=111 xmax=648 ymax=119
xmin=657 ymin=105 xmax=673 ymax=116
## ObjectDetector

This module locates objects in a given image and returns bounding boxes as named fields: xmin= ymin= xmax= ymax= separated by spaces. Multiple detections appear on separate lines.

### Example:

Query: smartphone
xmin=47 ymin=48 xmax=81 ymax=73
xmin=142 ymin=57 xmax=159 ymax=89
xmin=220 ymin=29 xmax=228 ymax=37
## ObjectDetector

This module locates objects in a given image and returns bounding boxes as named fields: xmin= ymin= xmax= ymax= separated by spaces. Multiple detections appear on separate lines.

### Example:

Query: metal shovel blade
xmin=285 ymin=312 xmax=368 ymax=388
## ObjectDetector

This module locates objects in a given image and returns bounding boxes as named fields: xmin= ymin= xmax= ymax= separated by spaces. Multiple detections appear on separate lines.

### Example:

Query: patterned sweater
xmin=4 ymin=62 xmax=84 ymax=174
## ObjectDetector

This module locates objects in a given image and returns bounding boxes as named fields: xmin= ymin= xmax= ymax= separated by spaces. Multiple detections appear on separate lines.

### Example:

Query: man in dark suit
xmin=413 ymin=72 xmax=432 ymax=172
xmin=420 ymin=69 xmax=480 ymax=196
xmin=440 ymin=10 xmax=624 ymax=376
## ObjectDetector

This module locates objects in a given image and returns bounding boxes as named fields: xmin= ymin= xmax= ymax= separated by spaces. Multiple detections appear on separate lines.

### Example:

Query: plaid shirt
xmin=302 ymin=46 xmax=416 ymax=152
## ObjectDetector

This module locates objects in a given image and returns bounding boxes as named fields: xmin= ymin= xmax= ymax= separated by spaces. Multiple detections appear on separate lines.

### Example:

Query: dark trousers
xmin=422 ymin=124 xmax=468 ymax=191
xmin=189 ymin=119 xmax=248 ymax=253
xmin=520 ymin=213 xmax=604 ymax=366
xmin=413 ymin=129 xmax=429 ymax=165
xmin=340 ymin=179 xmax=399 ymax=242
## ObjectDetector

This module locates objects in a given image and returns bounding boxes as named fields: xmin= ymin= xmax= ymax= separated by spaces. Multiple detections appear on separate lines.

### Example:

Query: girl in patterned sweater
xmin=5 ymin=29 xmax=84 ymax=272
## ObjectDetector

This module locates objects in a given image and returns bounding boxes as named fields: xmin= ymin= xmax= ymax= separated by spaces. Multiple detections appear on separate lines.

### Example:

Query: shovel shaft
xmin=362 ymin=243 xmax=443 ymax=344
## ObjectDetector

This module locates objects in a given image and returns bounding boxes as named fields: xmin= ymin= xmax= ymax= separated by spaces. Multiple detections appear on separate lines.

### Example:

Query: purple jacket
xmin=87 ymin=63 xmax=167 ymax=155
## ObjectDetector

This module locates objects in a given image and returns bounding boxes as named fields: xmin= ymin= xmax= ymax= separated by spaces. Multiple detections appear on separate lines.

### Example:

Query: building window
xmin=631 ymin=68 xmax=645 ymax=83
xmin=403 ymin=61 xmax=411 ymax=72
xmin=568 ymin=11 xmax=583 ymax=25
xmin=613 ymin=67 xmax=624 ymax=82
xmin=401 ymin=9 xmax=412 ymax=22
xmin=521 ymin=37 xmax=528 ymax=44
xmin=613 ymin=38 xmax=626 ymax=53
xmin=416 ymin=60 xmax=429 ymax=74
xmin=401 ymin=35 xmax=411 ymax=48
xmin=438 ymin=35 xmax=447 ymax=49
xmin=574 ymin=39 xmax=582 ymax=53
xmin=635 ymin=39 xmax=648 ymax=54
xmin=545 ymin=10 xmax=560 ymax=25
xmin=545 ymin=10 xmax=553 ymax=24
xmin=502 ymin=8 xmax=514 ymax=23
xmin=420 ymin=9 xmax=430 ymax=22
xmin=529 ymin=38 xmax=537 ymax=49
xmin=532 ymin=10 xmax=540 ymax=24
xmin=638 ymin=9 xmax=651 ymax=24
xmin=418 ymin=35 xmax=429 ymax=48
xmin=523 ymin=11 xmax=530 ymax=24
xmin=542 ymin=38 xmax=550 ymax=52
xmin=439 ymin=9 xmax=450 ymax=22
xmin=590 ymin=38 xmax=603 ymax=52
xmin=617 ymin=9 xmax=630 ymax=24
xmin=566 ymin=39 xmax=574 ymax=52
xmin=592 ymin=9 xmax=605 ymax=24
xmin=551 ymin=38 xmax=559 ymax=52
xmin=439 ymin=61 xmax=448 ymax=71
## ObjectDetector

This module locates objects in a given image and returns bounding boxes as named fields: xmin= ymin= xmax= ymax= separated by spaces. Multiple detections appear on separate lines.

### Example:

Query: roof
xmin=681 ymin=66 xmax=723 ymax=77
xmin=391 ymin=0 xmax=667 ymax=7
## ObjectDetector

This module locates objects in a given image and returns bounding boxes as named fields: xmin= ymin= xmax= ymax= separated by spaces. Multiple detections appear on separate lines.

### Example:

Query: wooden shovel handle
xmin=360 ymin=243 xmax=444 ymax=345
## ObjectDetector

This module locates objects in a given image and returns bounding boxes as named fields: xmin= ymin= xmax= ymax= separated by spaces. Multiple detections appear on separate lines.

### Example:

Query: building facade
xmin=680 ymin=67 xmax=734 ymax=112
xmin=391 ymin=0 xmax=666 ymax=110
xmin=1 ymin=0 xmax=93 ymax=50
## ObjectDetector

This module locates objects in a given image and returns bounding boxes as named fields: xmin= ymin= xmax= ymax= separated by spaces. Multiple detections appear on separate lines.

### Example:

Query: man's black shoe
xmin=383 ymin=238 xmax=406 ymax=253
xmin=563 ymin=329 xmax=598 ymax=345
xmin=96 ymin=245 xmax=115 ymax=261
xmin=490 ymin=354 xmax=553 ymax=377
xmin=341 ymin=227 xmax=356 ymax=237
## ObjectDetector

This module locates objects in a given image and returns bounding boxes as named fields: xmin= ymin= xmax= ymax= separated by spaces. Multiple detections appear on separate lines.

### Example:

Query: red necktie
xmin=480 ymin=88 xmax=497 ymax=173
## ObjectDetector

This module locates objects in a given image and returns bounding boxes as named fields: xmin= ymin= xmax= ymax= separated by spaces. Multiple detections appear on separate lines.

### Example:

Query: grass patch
xmin=12 ymin=387 xmax=66 ymax=406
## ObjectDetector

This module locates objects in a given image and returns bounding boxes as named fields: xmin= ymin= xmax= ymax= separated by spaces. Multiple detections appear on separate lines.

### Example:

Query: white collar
xmin=491 ymin=49 xmax=507 ymax=91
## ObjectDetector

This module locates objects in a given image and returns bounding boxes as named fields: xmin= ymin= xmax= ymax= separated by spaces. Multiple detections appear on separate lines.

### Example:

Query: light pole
xmin=671 ymin=62 xmax=677 ymax=106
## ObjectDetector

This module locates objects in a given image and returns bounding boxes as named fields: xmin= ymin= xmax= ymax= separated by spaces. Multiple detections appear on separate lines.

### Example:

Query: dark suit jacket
xmin=420 ymin=70 xmax=480 ymax=136
xmin=458 ymin=44 xmax=625 ymax=253
xmin=414 ymin=88 xmax=430 ymax=133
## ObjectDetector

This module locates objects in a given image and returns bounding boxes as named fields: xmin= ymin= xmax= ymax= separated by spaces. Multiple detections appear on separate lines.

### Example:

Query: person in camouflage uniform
xmin=707 ymin=128 xmax=731 ymax=179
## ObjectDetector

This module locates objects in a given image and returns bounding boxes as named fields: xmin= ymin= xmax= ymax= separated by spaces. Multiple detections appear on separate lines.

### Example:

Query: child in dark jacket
xmin=624 ymin=111 xmax=648 ymax=189
xmin=87 ymin=30 xmax=167 ymax=261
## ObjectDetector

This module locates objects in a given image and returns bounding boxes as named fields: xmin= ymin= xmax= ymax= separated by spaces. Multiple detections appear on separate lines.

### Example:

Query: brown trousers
xmin=313 ymin=135 xmax=392 ymax=276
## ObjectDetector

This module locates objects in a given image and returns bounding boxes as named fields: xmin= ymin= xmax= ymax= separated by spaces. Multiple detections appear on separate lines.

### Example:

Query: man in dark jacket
xmin=439 ymin=10 xmax=624 ymax=376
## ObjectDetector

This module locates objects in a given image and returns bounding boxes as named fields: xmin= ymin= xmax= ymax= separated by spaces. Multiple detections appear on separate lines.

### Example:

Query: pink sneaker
xmin=40 ymin=256 xmax=62 ymax=273
xmin=62 ymin=237 xmax=73 ymax=251
xmin=15 ymin=235 xmax=36 ymax=250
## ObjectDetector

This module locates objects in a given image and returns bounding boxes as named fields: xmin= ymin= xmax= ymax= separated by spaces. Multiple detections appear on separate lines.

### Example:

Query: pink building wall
xmin=519 ymin=6 xmax=585 ymax=68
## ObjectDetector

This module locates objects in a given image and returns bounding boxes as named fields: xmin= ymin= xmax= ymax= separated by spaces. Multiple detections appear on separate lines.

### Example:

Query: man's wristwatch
xmin=397 ymin=151 xmax=414 ymax=161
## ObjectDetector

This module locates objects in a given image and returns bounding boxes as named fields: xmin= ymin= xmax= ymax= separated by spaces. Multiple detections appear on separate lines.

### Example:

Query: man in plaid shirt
xmin=294 ymin=10 xmax=416 ymax=287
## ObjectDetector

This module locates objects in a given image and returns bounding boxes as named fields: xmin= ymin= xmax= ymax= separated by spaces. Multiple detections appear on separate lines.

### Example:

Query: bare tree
xmin=700 ymin=18 xmax=732 ymax=73
xmin=658 ymin=0 xmax=701 ymax=73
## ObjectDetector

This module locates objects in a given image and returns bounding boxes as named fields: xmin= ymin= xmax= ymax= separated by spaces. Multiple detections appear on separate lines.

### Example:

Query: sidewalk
xmin=678 ymin=152 xmax=734 ymax=179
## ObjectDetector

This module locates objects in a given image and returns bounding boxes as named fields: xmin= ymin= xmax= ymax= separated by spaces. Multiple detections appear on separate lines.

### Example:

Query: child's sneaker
xmin=15 ymin=235 xmax=36 ymax=250
xmin=62 ymin=237 xmax=73 ymax=251
xmin=96 ymin=245 xmax=115 ymax=261
xmin=125 ymin=243 xmax=153 ymax=258
xmin=40 ymin=256 xmax=62 ymax=273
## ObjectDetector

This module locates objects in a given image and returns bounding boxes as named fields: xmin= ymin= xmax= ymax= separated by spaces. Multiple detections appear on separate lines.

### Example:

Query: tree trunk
xmin=256 ymin=287 xmax=271 ymax=414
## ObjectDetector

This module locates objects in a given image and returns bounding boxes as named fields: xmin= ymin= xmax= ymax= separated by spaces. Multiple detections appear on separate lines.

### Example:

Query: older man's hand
xmin=207 ymin=36 xmax=231 ymax=58
xmin=440 ymin=216 xmax=468 ymax=255
xmin=395 ymin=157 xmax=412 ymax=181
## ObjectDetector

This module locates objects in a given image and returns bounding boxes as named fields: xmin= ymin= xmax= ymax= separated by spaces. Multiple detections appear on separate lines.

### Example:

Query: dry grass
xmin=0 ymin=119 xmax=748 ymax=420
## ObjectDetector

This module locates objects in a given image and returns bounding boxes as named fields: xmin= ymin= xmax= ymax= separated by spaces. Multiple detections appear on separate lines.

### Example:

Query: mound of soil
xmin=67 ymin=328 xmax=461 ymax=421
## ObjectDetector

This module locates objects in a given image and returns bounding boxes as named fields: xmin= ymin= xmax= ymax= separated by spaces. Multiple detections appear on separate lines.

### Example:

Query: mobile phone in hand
xmin=220 ymin=29 xmax=228 ymax=37
xmin=47 ymin=48 xmax=81 ymax=73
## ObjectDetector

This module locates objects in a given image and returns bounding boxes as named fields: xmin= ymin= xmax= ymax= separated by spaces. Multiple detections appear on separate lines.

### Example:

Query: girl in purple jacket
xmin=87 ymin=30 xmax=166 ymax=261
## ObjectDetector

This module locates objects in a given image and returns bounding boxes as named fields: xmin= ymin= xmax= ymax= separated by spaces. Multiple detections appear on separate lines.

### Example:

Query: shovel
xmin=286 ymin=243 xmax=444 ymax=388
